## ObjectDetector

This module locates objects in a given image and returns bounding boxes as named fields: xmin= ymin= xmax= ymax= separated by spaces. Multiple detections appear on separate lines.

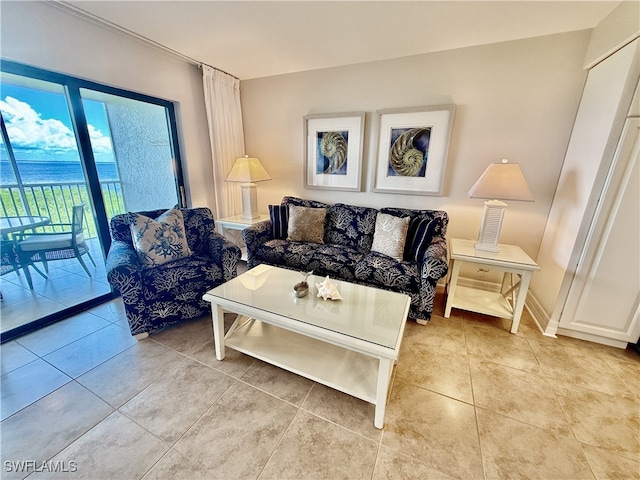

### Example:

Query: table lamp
xmin=225 ymin=155 xmax=271 ymax=219
xmin=468 ymin=159 xmax=533 ymax=252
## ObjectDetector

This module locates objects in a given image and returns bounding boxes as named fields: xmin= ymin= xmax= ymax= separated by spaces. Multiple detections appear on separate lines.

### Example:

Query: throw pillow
xmin=370 ymin=213 xmax=410 ymax=260
xmin=269 ymin=204 xmax=289 ymax=239
xmin=129 ymin=206 xmax=192 ymax=267
xmin=405 ymin=216 xmax=436 ymax=262
xmin=287 ymin=205 xmax=326 ymax=244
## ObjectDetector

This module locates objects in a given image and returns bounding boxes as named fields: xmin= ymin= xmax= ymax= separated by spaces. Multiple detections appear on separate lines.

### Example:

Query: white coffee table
xmin=202 ymin=265 xmax=410 ymax=429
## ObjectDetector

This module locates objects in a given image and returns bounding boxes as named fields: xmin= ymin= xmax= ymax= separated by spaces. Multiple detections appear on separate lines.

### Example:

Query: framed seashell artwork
xmin=304 ymin=112 xmax=365 ymax=191
xmin=373 ymin=105 xmax=455 ymax=196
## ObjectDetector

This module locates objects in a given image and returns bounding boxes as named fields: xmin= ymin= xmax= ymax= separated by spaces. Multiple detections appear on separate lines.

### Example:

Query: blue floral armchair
xmin=106 ymin=207 xmax=240 ymax=337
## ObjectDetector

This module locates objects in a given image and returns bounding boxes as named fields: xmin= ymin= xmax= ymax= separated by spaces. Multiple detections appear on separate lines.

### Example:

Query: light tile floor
xmin=1 ymin=238 xmax=110 ymax=334
xmin=1 ymin=292 xmax=639 ymax=479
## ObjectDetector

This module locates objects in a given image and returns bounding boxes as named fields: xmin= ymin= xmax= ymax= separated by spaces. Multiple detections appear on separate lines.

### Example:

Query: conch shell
xmin=320 ymin=131 xmax=347 ymax=173
xmin=389 ymin=128 xmax=427 ymax=176
xmin=316 ymin=276 xmax=343 ymax=301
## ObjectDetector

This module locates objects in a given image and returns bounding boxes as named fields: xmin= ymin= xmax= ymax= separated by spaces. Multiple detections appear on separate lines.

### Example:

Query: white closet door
xmin=559 ymin=117 xmax=640 ymax=345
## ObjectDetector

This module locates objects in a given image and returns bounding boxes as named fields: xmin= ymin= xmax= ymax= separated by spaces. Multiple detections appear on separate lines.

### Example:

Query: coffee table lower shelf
xmin=226 ymin=317 xmax=381 ymax=404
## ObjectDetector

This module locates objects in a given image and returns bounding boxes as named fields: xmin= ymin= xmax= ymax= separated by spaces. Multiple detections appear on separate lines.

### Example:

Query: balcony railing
xmin=0 ymin=181 xmax=125 ymax=238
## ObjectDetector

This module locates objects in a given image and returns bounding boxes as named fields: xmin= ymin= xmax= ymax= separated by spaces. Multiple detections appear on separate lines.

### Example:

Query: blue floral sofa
xmin=106 ymin=207 xmax=241 ymax=336
xmin=244 ymin=196 xmax=449 ymax=323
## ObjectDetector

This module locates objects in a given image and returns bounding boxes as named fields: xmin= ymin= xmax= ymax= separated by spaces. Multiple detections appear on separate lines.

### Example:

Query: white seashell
xmin=315 ymin=276 xmax=343 ymax=301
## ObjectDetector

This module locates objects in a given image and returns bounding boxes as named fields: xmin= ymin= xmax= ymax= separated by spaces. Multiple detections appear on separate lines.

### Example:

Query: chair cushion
xmin=287 ymin=206 xmax=326 ymax=244
xmin=18 ymin=232 xmax=83 ymax=251
xmin=130 ymin=207 xmax=192 ymax=267
xmin=370 ymin=213 xmax=409 ymax=260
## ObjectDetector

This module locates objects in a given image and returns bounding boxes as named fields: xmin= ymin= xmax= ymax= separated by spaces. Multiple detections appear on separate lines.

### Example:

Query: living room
xmin=4 ymin=1 xmax=638 ymax=342
xmin=1 ymin=1 xmax=639 ymax=479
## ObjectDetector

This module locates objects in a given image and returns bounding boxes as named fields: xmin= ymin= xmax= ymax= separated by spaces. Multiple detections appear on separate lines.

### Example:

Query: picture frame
xmin=304 ymin=112 xmax=365 ymax=191
xmin=372 ymin=105 xmax=455 ymax=196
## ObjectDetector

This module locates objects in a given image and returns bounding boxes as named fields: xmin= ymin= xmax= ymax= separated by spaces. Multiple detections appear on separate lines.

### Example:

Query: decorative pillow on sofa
xmin=405 ymin=216 xmax=437 ymax=263
xmin=287 ymin=205 xmax=326 ymax=244
xmin=129 ymin=206 xmax=192 ymax=267
xmin=370 ymin=213 xmax=410 ymax=260
xmin=269 ymin=204 xmax=289 ymax=239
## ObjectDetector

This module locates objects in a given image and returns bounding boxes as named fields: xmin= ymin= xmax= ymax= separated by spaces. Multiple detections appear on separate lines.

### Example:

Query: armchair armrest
xmin=243 ymin=220 xmax=272 ymax=269
xmin=205 ymin=231 xmax=241 ymax=281
xmin=419 ymin=235 xmax=448 ymax=282
xmin=105 ymin=240 xmax=143 ymax=305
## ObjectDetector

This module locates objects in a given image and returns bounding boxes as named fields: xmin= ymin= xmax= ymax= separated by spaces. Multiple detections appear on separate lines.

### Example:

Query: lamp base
xmin=475 ymin=200 xmax=507 ymax=253
xmin=240 ymin=183 xmax=260 ymax=220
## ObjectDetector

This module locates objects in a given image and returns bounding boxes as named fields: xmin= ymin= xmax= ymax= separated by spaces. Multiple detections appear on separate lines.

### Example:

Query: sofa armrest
xmin=206 ymin=231 xmax=241 ymax=281
xmin=243 ymin=220 xmax=272 ymax=268
xmin=420 ymin=235 xmax=449 ymax=282
xmin=106 ymin=240 xmax=144 ymax=305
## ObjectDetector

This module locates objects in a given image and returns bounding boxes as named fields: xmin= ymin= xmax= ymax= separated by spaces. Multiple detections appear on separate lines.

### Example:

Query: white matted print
xmin=373 ymin=105 xmax=455 ymax=196
xmin=304 ymin=112 xmax=365 ymax=191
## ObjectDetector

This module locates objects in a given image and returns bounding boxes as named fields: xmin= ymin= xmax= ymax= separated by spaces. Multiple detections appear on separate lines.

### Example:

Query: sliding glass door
xmin=0 ymin=61 xmax=185 ymax=341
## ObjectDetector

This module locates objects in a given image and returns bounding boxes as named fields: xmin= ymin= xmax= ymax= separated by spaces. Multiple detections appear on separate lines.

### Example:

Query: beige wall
xmin=241 ymin=32 xmax=591 ymax=262
xmin=0 ymin=1 xmax=216 ymax=211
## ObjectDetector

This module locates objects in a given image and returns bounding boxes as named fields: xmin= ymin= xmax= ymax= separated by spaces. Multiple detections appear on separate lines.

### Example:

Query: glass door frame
xmin=0 ymin=59 xmax=187 ymax=342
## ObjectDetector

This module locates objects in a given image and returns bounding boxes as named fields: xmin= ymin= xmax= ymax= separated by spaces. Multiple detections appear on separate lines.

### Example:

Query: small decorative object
xmin=293 ymin=270 xmax=313 ymax=298
xmin=316 ymin=276 xmax=343 ymax=301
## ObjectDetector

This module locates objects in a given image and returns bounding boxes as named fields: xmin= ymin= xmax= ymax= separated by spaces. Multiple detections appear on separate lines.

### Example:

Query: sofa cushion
xmin=324 ymin=203 xmax=378 ymax=253
xmin=269 ymin=204 xmax=289 ymax=239
xmin=253 ymin=239 xmax=317 ymax=270
xmin=354 ymin=251 xmax=420 ymax=292
xmin=371 ymin=213 xmax=410 ymax=260
xmin=282 ymin=196 xmax=329 ymax=209
xmin=287 ymin=206 xmax=326 ymax=244
xmin=305 ymin=244 xmax=363 ymax=281
xmin=380 ymin=207 xmax=447 ymax=262
xmin=129 ymin=207 xmax=192 ymax=267
xmin=405 ymin=216 xmax=440 ymax=263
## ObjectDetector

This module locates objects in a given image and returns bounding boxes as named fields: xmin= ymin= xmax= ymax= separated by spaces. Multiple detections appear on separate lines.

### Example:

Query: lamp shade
xmin=468 ymin=160 xmax=533 ymax=202
xmin=225 ymin=155 xmax=271 ymax=183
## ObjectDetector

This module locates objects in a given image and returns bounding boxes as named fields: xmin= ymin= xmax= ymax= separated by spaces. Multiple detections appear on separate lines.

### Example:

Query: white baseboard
xmin=524 ymin=292 xmax=555 ymax=337
xmin=555 ymin=328 xmax=629 ymax=349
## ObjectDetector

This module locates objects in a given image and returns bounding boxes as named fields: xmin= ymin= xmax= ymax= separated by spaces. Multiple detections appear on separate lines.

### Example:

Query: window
xmin=0 ymin=60 xmax=186 ymax=340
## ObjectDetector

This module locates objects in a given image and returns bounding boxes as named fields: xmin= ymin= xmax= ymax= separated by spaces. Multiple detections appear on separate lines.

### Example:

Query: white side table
xmin=445 ymin=238 xmax=540 ymax=334
xmin=217 ymin=214 xmax=269 ymax=261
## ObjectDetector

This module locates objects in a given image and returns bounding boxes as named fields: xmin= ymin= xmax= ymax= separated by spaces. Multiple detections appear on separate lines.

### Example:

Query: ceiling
xmin=62 ymin=1 xmax=620 ymax=80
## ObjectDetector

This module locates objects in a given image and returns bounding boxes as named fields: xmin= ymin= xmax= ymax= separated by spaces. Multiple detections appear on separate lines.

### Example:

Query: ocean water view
xmin=0 ymin=161 xmax=119 ymax=184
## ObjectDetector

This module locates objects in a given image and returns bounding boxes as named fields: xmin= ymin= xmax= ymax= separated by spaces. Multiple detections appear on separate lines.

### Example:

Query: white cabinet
xmin=558 ymin=115 xmax=640 ymax=347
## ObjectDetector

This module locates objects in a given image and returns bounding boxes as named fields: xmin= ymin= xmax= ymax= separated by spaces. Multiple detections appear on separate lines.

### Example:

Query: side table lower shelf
xmin=447 ymin=285 xmax=513 ymax=319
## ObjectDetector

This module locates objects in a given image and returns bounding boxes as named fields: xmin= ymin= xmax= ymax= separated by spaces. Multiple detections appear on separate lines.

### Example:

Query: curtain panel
xmin=202 ymin=65 xmax=245 ymax=219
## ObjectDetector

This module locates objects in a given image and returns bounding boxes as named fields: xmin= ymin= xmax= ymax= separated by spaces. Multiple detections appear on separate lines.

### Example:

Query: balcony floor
xmin=1 ymin=238 xmax=111 ymax=335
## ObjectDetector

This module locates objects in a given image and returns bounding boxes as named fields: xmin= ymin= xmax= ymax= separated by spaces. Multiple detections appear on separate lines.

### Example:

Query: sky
xmin=0 ymin=84 xmax=115 ymax=163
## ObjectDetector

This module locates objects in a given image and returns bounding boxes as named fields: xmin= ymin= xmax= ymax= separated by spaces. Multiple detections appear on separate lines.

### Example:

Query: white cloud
xmin=0 ymin=96 xmax=112 ymax=154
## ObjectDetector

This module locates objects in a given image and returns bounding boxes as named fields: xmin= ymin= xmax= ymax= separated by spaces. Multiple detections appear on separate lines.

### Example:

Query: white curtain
xmin=202 ymin=65 xmax=245 ymax=219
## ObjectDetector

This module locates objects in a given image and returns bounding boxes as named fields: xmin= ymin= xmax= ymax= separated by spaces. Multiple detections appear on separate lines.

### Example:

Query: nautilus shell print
xmin=317 ymin=131 xmax=348 ymax=175
xmin=388 ymin=127 xmax=431 ymax=177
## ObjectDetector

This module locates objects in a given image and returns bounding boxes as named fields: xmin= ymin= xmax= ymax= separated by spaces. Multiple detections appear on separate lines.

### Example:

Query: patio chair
xmin=16 ymin=204 xmax=96 ymax=289
xmin=1 ymin=239 xmax=21 ymax=278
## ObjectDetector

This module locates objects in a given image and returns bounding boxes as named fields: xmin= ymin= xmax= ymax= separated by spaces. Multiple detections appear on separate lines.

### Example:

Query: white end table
xmin=445 ymin=238 xmax=540 ymax=334
xmin=217 ymin=214 xmax=269 ymax=261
